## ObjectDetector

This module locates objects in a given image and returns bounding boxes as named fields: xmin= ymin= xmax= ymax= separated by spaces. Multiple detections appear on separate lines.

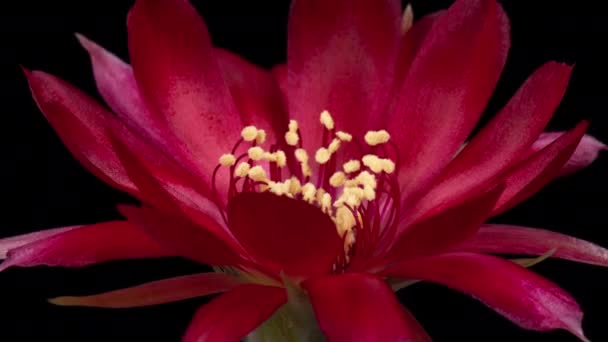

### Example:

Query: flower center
xmin=213 ymin=111 xmax=401 ymax=270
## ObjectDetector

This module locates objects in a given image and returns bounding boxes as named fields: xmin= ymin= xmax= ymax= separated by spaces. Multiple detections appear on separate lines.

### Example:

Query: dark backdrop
xmin=0 ymin=0 xmax=607 ymax=341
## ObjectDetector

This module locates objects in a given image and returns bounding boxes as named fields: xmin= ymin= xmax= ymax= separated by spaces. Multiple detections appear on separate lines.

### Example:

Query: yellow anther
xmin=287 ymin=177 xmax=301 ymax=196
xmin=295 ymin=148 xmax=312 ymax=177
xmin=316 ymin=188 xmax=327 ymax=206
xmin=288 ymin=120 xmax=298 ymax=132
xmin=356 ymin=171 xmax=377 ymax=189
xmin=248 ymin=166 xmax=268 ymax=182
xmin=263 ymin=152 xmax=277 ymax=162
xmin=344 ymin=179 xmax=360 ymax=188
xmin=335 ymin=206 xmax=356 ymax=236
xmin=364 ymin=130 xmax=391 ymax=146
xmin=248 ymin=146 xmax=265 ymax=161
xmin=301 ymin=183 xmax=317 ymax=203
xmin=382 ymin=159 xmax=396 ymax=174
xmin=343 ymin=160 xmax=361 ymax=173
xmin=234 ymin=162 xmax=251 ymax=177
xmin=321 ymin=193 xmax=332 ymax=214
xmin=343 ymin=187 xmax=365 ymax=207
xmin=315 ymin=147 xmax=331 ymax=164
xmin=255 ymin=129 xmax=267 ymax=144
xmin=328 ymin=138 xmax=341 ymax=154
xmin=285 ymin=131 xmax=299 ymax=146
xmin=268 ymin=181 xmax=289 ymax=196
xmin=275 ymin=150 xmax=287 ymax=167
xmin=345 ymin=230 xmax=356 ymax=248
xmin=362 ymin=185 xmax=376 ymax=201
xmin=241 ymin=126 xmax=258 ymax=142
xmin=329 ymin=171 xmax=346 ymax=188
xmin=336 ymin=131 xmax=352 ymax=142
xmin=218 ymin=153 xmax=236 ymax=166
xmin=320 ymin=110 xmax=335 ymax=130
xmin=362 ymin=154 xmax=384 ymax=173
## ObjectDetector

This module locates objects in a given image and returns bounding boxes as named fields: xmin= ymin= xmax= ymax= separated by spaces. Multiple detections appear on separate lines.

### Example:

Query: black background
xmin=0 ymin=0 xmax=607 ymax=340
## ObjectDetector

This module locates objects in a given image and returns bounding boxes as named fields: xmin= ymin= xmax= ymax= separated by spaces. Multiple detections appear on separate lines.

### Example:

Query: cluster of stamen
xmin=213 ymin=111 xmax=401 ymax=271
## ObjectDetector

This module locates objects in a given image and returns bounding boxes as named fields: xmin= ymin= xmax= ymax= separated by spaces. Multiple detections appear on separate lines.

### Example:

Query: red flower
xmin=3 ymin=0 xmax=607 ymax=341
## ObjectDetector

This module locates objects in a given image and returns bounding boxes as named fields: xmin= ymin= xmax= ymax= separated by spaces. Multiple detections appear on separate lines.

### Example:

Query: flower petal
xmin=387 ymin=184 xmax=504 ymax=262
xmin=0 ymin=226 xmax=79 ymax=259
xmin=0 ymin=221 xmax=170 ymax=272
xmin=454 ymin=224 xmax=608 ymax=267
xmin=530 ymin=133 xmax=606 ymax=176
xmin=227 ymin=192 xmax=341 ymax=276
xmin=303 ymin=273 xmax=431 ymax=342
xmin=50 ymin=272 xmax=242 ymax=308
xmin=127 ymin=0 xmax=242 ymax=189
xmin=215 ymin=48 xmax=288 ymax=143
xmin=492 ymin=121 xmax=588 ymax=215
xmin=410 ymin=62 xmax=572 ymax=222
xmin=183 ymin=284 xmax=286 ymax=342
xmin=382 ymin=252 xmax=588 ymax=340
xmin=287 ymin=0 xmax=401 ymax=151
xmin=24 ymin=69 xmax=137 ymax=195
xmin=389 ymin=0 xmax=510 ymax=204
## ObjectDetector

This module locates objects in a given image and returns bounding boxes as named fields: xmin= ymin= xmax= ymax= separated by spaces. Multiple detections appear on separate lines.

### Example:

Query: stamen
xmin=336 ymin=131 xmax=352 ymax=142
xmin=301 ymin=182 xmax=317 ymax=203
xmin=343 ymin=160 xmax=361 ymax=173
xmin=329 ymin=171 xmax=346 ymax=188
xmin=315 ymin=147 xmax=331 ymax=164
xmin=295 ymin=148 xmax=312 ymax=177
xmin=241 ymin=126 xmax=258 ymax=142
xmin=364 ymin=130 xmax=390 ymax=146
xmin=218 ymin=153 xmax=236 ymax=167
xmin=320 ymin=110 xmax=335 ymax=131
xmin=285 ymin=131 xmax=299 ymax=146
xmin=275 ymin=151 xmax=287 ymax=168
xmin=248 ymin=147 xmax=265 ymax=161
xmin=234 ymin=162 xmax=251 ymax=177
xmin=255 ymin=129 xmax=267 ymax=144
xmin=247 ymin=166 xmax=268 ymax=182
xmin=328 ymin=138 xmax=341 ymax=154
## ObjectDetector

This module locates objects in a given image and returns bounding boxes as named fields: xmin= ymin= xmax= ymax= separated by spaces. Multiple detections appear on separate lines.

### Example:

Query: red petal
xmin=454 ymin=224 xmax=608 ymax=267
xmin=530 ymin=133 xmax=606 ymax=176
xmin=271 ymin=64 xmax=288 ymax=103
xmin=119 ymin=205 xmax=243 ymax=267
xmin=227 ymin=192 xmax=341 ymax=276
xmin=382 ymin=252 xmax=588 ymax=340
xmin=215 ymin=48 xmax=288 ymax=143
xmin=287 ymin=0 xmax=401 ymax=151
xmin=183 ymin=284 xmax=286 ymax=342
xmin=492 ymin=121 xmax=588 ymax=215
xmin=0 ymin=226 xmax=79 ymax=259
xmin=127 ymin=0 xmax=242 ymax=190
xmin=0 ymin=221 xmax=170 ymax=271
xmin=303 ymin=273 xmax=431 ymax=342
xmin=389 ymin=0 xmax=510 ymax=204
xmin=387 ymin=184 xmax=504 ymax=262
xmin=49 ymin=272 xmax=242 ymax=308
xmin=24 ymin=69 xmax=137 ymax=195
xmin=410 ymin=62 xmax=572 ymax=221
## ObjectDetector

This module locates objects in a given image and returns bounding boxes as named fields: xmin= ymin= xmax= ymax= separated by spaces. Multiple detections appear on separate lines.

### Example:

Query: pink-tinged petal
xmin=24 ymin=69 xmax=137 ymax=195
xmin=530 ymin=133 xmax=607 ymax=176
xmin=227 ymin=192 xmax=341 ymax=276
xmin=492 ymin=121 xmax=588 ymax=215
xmin=0 ymin=226 xmax=79 ymax=259
xmin=394 ymin=10 xmax=443 ymax=89
xmin=387 ymin=184 xmax=504 ymax=262
xmin=389 ymin=0 xmax=510 ymax=205
xmin=410 ymin=62 xmax=572 ymax=222
xmin=288 ymin=0 xmax=401 ymax=152
xmin=382 ymin=252 xmax=588 ymax=341
xmin=271 ymin=64 xmax=288 ymax=102
xmin=127 ymin=0 xmax=242 ymax=190
xmin=50 ymin=272 xmax=242 ymax=308
xmin=215 ymin=48 xmax=288 ymax=142
xmin=303 ymin=273 xmax=431 ymax=342
xmin=454 ymin=224 xmax=608 ymax=267
xmin=0 ymin=221 xmax=170 ymax=272
xmin=183 ymin=284 xmax=286 ymax=342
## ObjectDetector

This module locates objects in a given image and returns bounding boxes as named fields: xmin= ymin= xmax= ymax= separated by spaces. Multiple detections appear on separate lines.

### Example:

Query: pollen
xmin=335 ymin=206 xmax=356 ymax=236
xmin=288 ymin=119 xmax=298 ymax=132
xmin=364 ymin=130 xmax=390 ymax=146
xmin=329 ymin=171 xmax=346 ymax=187
xmin=315 ymin=147 xmax=331 ymax=164
xmin=295 ymin=148 xmax=312 ymax=177
xmin=285 ymin=131 xmax=299 ymax=146
xmin=248 ymin=147 xmax=265 ymax=161
xmin=343 ymin=160 xmax=361 ymax=173
xmin=218 ymin=153 xmax=236 ymax=166
xmin=320 ymin=110 xmax=335 ymax=131
xmin=321 ymin=193 xmax=332 ymax=214
xmin=275 ymin=150 xmax=287 ymax=167
xmin=234 ymin=162 xmax=251 ymax=177
xmin=247 ymin=166 xmax=268 ymax=182
xmin=328 ymin=138 xmax=341 ymax=154
xmin=255 ymin=129 xmax=267 ymax=144
xmin=362 ymin=154 xmax=384 ymax=173
xmin=286 ymin=177 xmax=301 ymax=196
xmin=301 ymin=182 xmax=317 ymax=203
xmin=336 ymin=131 xmax=352 ymax=142
xmin=241 ymin=126 xmax=258 ymax=142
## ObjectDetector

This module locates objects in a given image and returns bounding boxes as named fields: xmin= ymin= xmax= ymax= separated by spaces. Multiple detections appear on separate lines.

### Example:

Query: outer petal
xmin=183 ymin=284 xmax=286 ymax=342
xmin=287 ymin=0 xmax=401 ymax=152
xmin=389 ymin=0 xmax=510 ymax=204
xmin=409 ymin=62 xmax=572 ymax=222
xmin=50 ymin=272 xmax=242 ymax=308
xmin=454 ymin=224 xmax=608 ymax=267
xmin=227 ymin=192 xmax=341 ymax=276
xmin=0 ymin=221 xmax=170 ymax=271
xmin=530 ymin=133 xmax=606 ymax=176
xmin=303 ymin=273 xmax=430 ymax=342
xmin=24 ymin=69 xmax=137 ymax=195
xmin=0 ymin=226 xmax=79 ymax=259
xmin=382 ymin=252 xmax=588 ymax=340
xmin=491 ymin=121 xmax=588 ymax=215
xmin=127 ymin=0 xmax=242 ymax=190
